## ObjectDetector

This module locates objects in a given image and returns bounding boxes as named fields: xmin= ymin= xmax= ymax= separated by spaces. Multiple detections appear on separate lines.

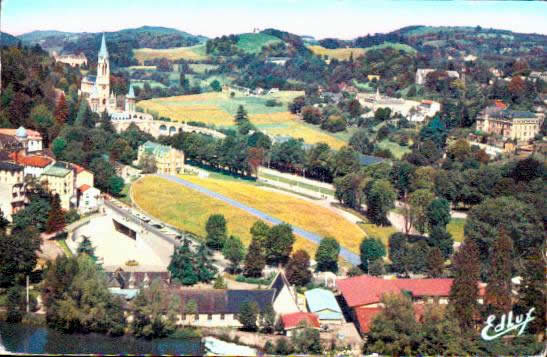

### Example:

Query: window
xmin=181 ymin=314 xmax=186 ymax=321
xmin=208 ymin=314 xmax=212 ymax=321
xmin=220 ymin=314 xmax=225 ymax=320
xmin=195 ymin=314 xmax=199 ymax=320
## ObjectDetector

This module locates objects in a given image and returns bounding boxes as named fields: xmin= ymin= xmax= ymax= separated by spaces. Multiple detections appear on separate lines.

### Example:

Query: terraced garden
xmin=307 ymin=45 xmax=366 ymax=60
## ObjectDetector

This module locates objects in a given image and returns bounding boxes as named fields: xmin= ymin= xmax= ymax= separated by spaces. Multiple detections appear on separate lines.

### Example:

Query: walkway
xmin=156 ymin=174 xmax=361 ymax=266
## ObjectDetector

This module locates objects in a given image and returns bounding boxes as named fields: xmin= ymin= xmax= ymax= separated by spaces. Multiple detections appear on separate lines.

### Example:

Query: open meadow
xmin=131 ymin=175 xmax=366 ymax=257
xmin=307 ymin=45 xmax=366 ymax=60
xmin=137 ymin=91 xmax=348 ymax=148
xmin=133 ymin=44 xmax=208 ymax=63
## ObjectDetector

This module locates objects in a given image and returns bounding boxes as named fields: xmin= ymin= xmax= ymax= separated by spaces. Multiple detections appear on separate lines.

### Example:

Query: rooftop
xmin=176 ymin=289 xmax=276 ymax=314
xmin=304 ymin=288 xmax=342 ymax=314
xmin=16 ymin=155 xmax=53 ymax=168
xmin=281 ymin=312 xmax=320 ymax=330
xmin=42 ymin=165 xmax=72 ymax=177
xmin=336 ymin=275 xmax=453 ymax=308
xmin=358 ymin=154 xmax=387 ymax=166
xmin=142 ymin=141 xmax=173 ymax=157
xmin=0 ymin=128 xmax=42 ymax=140
xmin=0 ymin=161 xmax=23 ymax=172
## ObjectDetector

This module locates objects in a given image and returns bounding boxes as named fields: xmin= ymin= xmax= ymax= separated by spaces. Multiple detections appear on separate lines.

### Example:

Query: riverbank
xmin=0 ymin=322 xmax=203 ymax=355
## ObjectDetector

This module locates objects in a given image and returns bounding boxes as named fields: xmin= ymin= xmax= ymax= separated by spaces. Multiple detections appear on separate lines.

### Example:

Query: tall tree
xmin=315 ymin=236 xmax=340 ymax=273
xmin=366 ymin=179 xmax=396 ymax=224
xmin=0 ymin=227 xmax=41 ymax=288
xmin=54 ymin=93 xmax=69 ymax=125
xmin=205 ymin=214 xmax=227 ymax=250
xmin=243 ymin=236 xmax=266 ymax=278
xmin=408 ymin=189 xmax=435 ymax=234
xmin=264 ymin=223 xmax=295 ymax=265
xmin=168 ymin=238 xmax=198 ymax=286
xmin=427 ymin=226 xmax=453 ymax=259
xmin=427 ymin=247 xmax=444 ymax=278
xmin=239 ymin=300 xmax=260 ymax=331
xmin=517 ymin=249 xmax=546 ymax=334
xmin=77 ymin=236 xmax=98 ymax=262
xmin=426 ymin=198 xmax=451 ymax=231
xmin=46 ymin=194 xmax=66 ymax=234
xmin=416 ymin=304 xmax=469 ymax=355
xmin=195 ymin=243 xmax=217 ymax=283
xmin=285 ymin=250 xmax=312 ymax=286
xmin=485 ymin=229 xmax=513 ymax=315
xmin=360 ymin=237 xmax=386 ymax=273
xmin=234 ymin=105 xmax=249 ymax=125
xmin=222 ymin=235 xmax=245 ymax=273
xmin=449 ymin=239 xmax=480 ymax=331
xmin=100 ymin=110 xmax=115 ymax=133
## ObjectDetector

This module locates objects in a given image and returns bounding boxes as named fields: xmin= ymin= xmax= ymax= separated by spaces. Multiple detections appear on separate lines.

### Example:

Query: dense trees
xmin=0 ymin=227 xmax=41 ymax=288
xmin=46 ymin=194 xmax=66 ymax=233
xmin=365 ymin=179 xmax=396 ymax=224
xmin=484 ymin=230 xmax=513 ymax=315
xmin=42 ymin=255 xmax=125 ymax=335
xmin=243 ymin=235 xmax=266 ymax=278
xmin=238 ymin=300 xmax=260 ymax=331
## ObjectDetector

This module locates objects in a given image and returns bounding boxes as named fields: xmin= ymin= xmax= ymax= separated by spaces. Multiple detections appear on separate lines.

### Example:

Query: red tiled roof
xmin=71 ymin=163 xmax=87 ymax=174
xmin=494 ymin=100 xmax=508 ymax=109
xmin=336 ymin=275 xmax=400 ymax=307
xmin=336 ymin=275 xmax=453 ymax=308
xmin=354 ymin=307 xmax=382 ymax=333
xmin=392 ymin=279 xmax=453 ymax=297
xmin=355 ymin=304 xmax=427 ymax=334
xmin=16 ymin=155 xmax=53 ymax=168
xmin=422 ymin=100 xmax=433 ymax=105
xmin=281 ymin=312 xmax=320 ymax=330
xmin=79 ymin=184 xmax=91 ymax=192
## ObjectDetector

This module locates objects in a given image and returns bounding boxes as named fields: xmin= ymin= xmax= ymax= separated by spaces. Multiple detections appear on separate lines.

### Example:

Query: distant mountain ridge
xmin=1 ymin=32 xmax=21 ymax=47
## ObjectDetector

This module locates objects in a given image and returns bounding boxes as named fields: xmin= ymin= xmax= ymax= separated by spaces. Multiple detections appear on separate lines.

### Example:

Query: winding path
xmin=156 ymin=174 xmax=361 ymax=266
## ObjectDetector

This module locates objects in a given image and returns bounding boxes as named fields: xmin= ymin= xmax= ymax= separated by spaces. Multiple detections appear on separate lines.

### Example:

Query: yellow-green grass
xmin=179 ymin=175 xmax=365 ymax=255
xmin=189 ymin=64 xmax=219 ymax=73
xmin=377 ymin=139 xmax=412 ymax=159
xmin=357 ymin=222 xmax=397 ymax=247
xmin=132 ymin=176 xmax=318 ymax=255
xmin=127 ymin=65 xmax=157 ymax=71
xmin=447 ymin=218 xmax=465 ymax=242
xmin=134 ymin=44 xmax=208 ymax=63
xmin=307 ymin=45 xmax=366 ymax=60
xmin=137 ymin=92 xmax=348 ymax=148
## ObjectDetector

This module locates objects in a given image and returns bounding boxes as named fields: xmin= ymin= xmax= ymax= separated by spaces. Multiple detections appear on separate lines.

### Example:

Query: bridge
xmin=111 ymin=117 xmax=226 ymax=139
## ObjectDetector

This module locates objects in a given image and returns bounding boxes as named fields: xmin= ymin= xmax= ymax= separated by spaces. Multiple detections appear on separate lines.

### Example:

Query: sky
xmin=2 ymin=0 xmax=546 ymax=39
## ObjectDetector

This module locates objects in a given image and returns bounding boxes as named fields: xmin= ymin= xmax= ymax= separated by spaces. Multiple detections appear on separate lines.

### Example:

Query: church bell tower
xmin=96 ymin=34 xmax=110 ymax=111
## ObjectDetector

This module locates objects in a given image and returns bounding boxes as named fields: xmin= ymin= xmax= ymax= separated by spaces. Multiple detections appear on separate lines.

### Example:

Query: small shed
xmin=281 ymin=312 xmax=320 ymax=337
xmin=304 ymin=288 xmax=344 ymax=324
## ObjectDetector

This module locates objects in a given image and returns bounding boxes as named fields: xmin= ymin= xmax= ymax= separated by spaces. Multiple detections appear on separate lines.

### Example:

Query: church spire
xmin=127 ymin=84 xmax=135 ymax=99
xmin=98 ymin=33 xmax=108 ymax=59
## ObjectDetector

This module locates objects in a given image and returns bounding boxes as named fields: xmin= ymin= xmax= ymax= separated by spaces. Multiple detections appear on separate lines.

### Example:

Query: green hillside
xmin=236 ymin=33 xmax=283 ymax=53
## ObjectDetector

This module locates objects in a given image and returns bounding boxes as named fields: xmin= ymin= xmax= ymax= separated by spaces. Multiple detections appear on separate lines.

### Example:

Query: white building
xmin=416 ymin=68 xmax=459 ymax=85
xmin=78 ymin=184 xmax=102 ymax=214
xmin=0 ymin=127 xmax=43 ymax=153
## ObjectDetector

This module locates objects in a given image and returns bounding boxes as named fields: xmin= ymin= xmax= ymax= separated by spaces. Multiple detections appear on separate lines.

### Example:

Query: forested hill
xmin=319 ymin=25 xmax=547 ymax=57
xmin=17 ymin=26 xmax=207 ymax=67
xmin=1 ymin=32 xmax=21 ymax=47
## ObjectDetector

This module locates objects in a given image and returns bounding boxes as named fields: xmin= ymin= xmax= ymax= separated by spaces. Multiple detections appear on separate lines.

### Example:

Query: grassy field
xmin=137 ymin=91 xmax=348 ymax=148
xmin=180 ymin=175 xmax=365 ymax=254
xmin=307 ymin=45 xmax=366 ymax=60
xmin=236 ymin=33 xmax=282 ymax=53
xmin=132 ymin=176 xmax=335 ymax=256
xmin=130 ymin=79 xmax=168 ymax=89
xmin=134 ymin=44 xmax=208 ymax=63
xmin=365 ymin=42 xmax=417 ymax=54
xmin=447 ymin=218 xmax=465 ymax=242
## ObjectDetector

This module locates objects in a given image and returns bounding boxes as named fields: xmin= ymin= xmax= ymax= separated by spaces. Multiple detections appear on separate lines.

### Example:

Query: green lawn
xmin=447 ymin=218 xmax=466 ymax=242
xmin=130 ymin=79 xmax=168 ymax=89
xmin=236 ymin=33 xmax=282 ymax=53
xmin=189 ymin=64 xmax=219 ymax=73
xmin=377 ymin=139 xmax=411 ymax=159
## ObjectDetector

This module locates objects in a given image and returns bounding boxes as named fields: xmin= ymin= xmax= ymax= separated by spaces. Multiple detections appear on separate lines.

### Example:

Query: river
xmin=0 ymin=322 xmax=202 ymax=355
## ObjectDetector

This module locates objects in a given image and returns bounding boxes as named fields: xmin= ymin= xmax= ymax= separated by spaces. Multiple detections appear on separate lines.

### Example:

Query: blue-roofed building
xmin=108 ymin=287 xmax=140 ymax=300
xmin=358 ymin=154 xmax=387 ymax=167
xmin=304 ymin=288 xmax=344 ymax=324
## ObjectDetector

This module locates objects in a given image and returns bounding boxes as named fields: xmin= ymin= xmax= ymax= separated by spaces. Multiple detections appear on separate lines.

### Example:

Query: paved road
xmin=157 ymin=174 xmax=361 ymax=266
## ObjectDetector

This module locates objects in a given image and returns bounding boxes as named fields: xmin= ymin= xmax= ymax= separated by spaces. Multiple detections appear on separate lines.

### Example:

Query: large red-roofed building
xmin=336 ymin=275 xmax=454 ymax=335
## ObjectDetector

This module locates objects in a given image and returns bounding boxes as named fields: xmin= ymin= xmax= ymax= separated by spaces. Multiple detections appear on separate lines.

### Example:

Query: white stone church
xmin=80 ymin=34 xmax=148 ymax=120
